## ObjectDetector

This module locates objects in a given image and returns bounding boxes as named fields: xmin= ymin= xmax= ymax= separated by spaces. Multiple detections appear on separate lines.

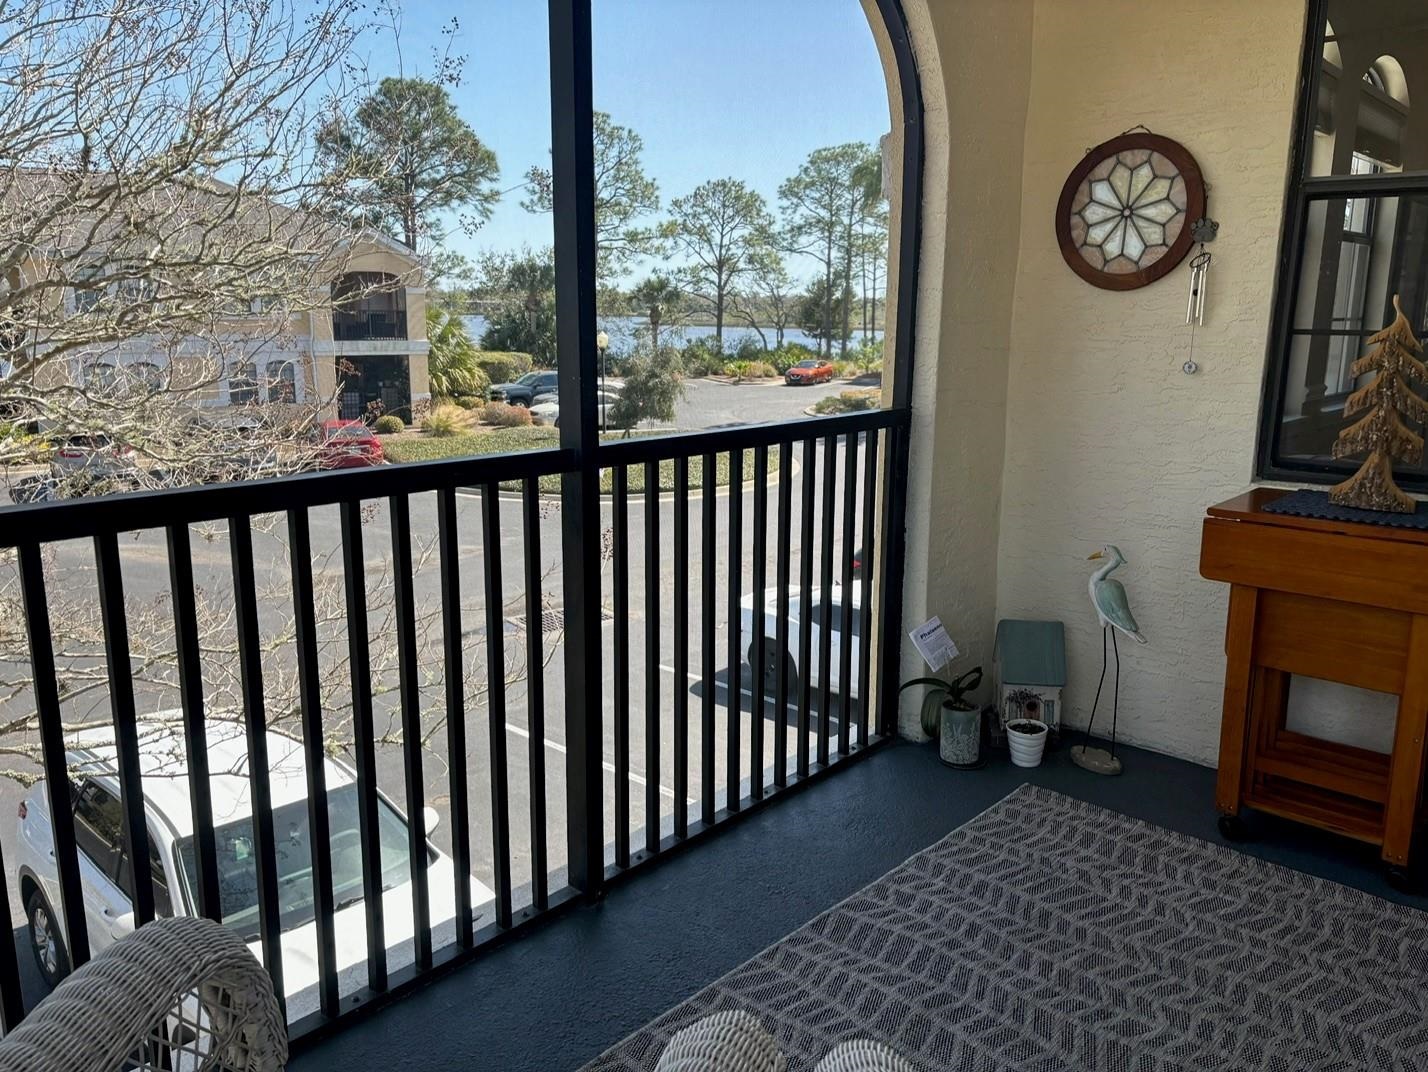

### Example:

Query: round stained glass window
xmin=1055 ymin=133 xmax=1206 ymax=291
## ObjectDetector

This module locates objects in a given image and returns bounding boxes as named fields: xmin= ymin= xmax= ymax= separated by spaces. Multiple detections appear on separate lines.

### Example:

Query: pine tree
xmin=1330 ymin=294 xmax=1428 ymax=513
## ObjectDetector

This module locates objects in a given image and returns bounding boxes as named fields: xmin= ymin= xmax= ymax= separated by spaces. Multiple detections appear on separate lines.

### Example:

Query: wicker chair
xmin=0 ymin=915 xmax=286 ymax=1072
xmin=653 ymin=1012 xmax=914 ymax=1072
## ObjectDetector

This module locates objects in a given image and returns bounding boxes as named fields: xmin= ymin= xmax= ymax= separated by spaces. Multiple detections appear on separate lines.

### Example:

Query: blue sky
xmin=359 ymin=1 xmax=892 ymax=278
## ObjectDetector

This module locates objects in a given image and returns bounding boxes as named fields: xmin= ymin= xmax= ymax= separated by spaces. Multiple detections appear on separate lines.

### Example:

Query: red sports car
xmin=784 ymin=358 xmax=835 ymax=385
xmin=315 ymin=419 xmax=384 ymax=468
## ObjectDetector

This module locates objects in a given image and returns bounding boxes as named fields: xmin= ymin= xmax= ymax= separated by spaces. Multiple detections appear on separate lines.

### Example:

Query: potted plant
xmin=1004 ymin=688 xmax=1048 ymax=768
xmin=900 ymin=667 xmax=984 ymax=768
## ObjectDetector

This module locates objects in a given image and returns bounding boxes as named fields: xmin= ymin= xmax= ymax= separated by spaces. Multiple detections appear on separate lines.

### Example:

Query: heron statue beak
xmin=1087 ymin=551 xmax=1104 ymax=560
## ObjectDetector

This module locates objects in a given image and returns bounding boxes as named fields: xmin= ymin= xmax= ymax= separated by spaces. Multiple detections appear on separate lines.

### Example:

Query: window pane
xmin=1291 ymin=195 xmax=1428 ymax=338
xmin=1309 ymin=4 xmax=1425 ymax=176
xmin=591 ymin=1 xmax=892 ymax=437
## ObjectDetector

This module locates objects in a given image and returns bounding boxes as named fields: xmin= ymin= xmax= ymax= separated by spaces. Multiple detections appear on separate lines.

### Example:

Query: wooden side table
xmin=1200 ymin=488 xmax=1428 ymax=888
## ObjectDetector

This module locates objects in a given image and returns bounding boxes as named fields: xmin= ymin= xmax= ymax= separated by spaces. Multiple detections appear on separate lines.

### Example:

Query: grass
xmin=382 ymin=424 xmax=780 ymax=493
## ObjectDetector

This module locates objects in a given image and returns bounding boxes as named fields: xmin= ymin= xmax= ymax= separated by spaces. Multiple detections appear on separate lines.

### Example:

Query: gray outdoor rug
xmin=582 ymin=784 xmax=1428 ymax=1071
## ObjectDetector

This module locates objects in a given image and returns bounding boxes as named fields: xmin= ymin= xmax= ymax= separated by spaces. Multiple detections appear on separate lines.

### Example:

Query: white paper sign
xmin=909 ymin=617 xmax=959 ymax=671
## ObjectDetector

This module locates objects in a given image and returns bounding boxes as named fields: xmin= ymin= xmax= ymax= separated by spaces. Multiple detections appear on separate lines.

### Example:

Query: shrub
xmin=813 ymin=389 xmax=879 ymax=415
xmin=373 ymin=414 xmax=405 ymax=435
xmin=732 ymin=336 xmax=764 ymax=362
xmin=421 ymin=404 xmax=475 ymax=437
xmin=455 ymin=395 xmax=485 ymax=412
xmin=483 ymin=401 xmax=533 ymax=427
xmin=474 ymin=350 xmax=534 ymax=386
xmin=769 ymin=343 xmax=819 ymax=374
xmin=829 ymin=360 xmax=855 ymax=379
xmin=681 ymin=336 xmax=726 ymax=377
xmin=850 ymin=337 xmax=884 ymax=375
xmin=724 ymin=359 xmax=777 ymax=382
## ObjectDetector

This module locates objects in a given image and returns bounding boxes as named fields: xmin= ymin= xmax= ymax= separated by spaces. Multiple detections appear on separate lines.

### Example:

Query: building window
xmin=228 ymin=361 xmax=259 ymax=405
xmin=1259 ymin=1 xmax=1428 ymax=487
xmin=265 ymin=360 xmax=297 ymax=403
xmin=72 ymin=265 xmax=104 ymax=314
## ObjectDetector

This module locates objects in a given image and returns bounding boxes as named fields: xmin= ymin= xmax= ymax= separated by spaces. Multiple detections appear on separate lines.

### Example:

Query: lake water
xmin=461 ymin=314 xmax=881 ymax=355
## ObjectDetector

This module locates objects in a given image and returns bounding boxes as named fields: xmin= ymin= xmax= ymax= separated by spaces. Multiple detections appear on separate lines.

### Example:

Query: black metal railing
xmin=332 ymin=309 xmax=408 ymax=342
xmin=0 ymin=407 xmax=907 ymax=1046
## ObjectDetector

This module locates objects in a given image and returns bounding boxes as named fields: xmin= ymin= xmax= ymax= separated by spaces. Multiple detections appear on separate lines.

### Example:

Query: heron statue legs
xmin=1071 ymin=625 xmax=1124 ymax=775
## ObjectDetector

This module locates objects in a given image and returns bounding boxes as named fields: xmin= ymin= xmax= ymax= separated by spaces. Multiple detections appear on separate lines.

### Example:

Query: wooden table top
xmin=1207 ymin=488 xmax=1428 ymax=547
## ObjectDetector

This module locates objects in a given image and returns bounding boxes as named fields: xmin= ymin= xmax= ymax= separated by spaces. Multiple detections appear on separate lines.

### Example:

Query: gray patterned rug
xmin=582 ymin=784 xmax=1428 ymax=1071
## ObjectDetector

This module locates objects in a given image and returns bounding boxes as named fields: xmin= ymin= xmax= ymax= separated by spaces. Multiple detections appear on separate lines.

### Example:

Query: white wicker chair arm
xmin=654 ymin=1010 xmax=787 ymax=1072
xmin=812 ymin=1039 xmax=916 ymax=1072
xmin=0 ymin=915 xmax=286 ymax=1072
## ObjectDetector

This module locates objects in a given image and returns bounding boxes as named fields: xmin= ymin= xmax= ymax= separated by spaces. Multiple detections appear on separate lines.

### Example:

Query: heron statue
xmin=1071 ymin=544 xmax=1147 ymax=776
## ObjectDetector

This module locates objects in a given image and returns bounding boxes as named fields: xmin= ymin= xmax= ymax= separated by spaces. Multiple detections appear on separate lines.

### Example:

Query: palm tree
xmin=629 ymin=273 xmax=683 ymax=354
xmin=426 ymin=306 xmax=486 ymax=398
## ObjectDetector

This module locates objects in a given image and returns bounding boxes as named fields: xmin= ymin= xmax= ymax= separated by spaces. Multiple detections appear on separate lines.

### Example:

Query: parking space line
xmin=504 ymin=720 xmax=691 ymax=803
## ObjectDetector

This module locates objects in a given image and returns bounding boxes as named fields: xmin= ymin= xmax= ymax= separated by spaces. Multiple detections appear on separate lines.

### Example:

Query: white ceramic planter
xmin=1006 ymin=719 xmax=1048 ymax=768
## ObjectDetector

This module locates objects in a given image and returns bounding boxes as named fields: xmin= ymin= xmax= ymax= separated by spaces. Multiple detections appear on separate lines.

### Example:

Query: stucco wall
xmin=994 ymin=0 xmax=1315 ymax=764
xmin=888 ymin=0 xmax=1034 ymax=737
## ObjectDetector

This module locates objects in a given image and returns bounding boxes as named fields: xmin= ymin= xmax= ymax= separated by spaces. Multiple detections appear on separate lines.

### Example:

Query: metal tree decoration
xmin=1330 ymin=295 xmax=1428 ymax=514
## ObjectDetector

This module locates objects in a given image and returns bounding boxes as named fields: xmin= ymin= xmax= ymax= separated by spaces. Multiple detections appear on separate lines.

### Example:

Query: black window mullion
xmin=548 ymin=0 xmax=603 ymax=898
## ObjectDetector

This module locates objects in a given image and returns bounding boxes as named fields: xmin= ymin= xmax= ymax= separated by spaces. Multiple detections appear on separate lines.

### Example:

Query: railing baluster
xmin=774 ymin=443 xmax=792 ymax=789
xmin=287 ymin=509 xmax=339 ymax=1019
xmin=340 ymin=500 xmax=386 ymax=990
xmin=673 ymin=456 xmax=690 ymax=838
xmin=228 ymin=517 xmax=284 ymax=1016
xmin=644 ymin=460 xmax=661 ymax=854
xmin=0 ymin=839 xmax=22 ymax=1031
xmin=167 ymin=525 xmax=220 ymax=922
xmin=482 ymin=482 xmax=513 ymax=927
xmin=796 ymin=440 xmax=816 ymax=778
xmin=726 ymin=449 xmax=743 ymax=812
xmin=838 ymin=434 xmax=858 ymax=756
xmin=522 ymin=479 xmax=549 ymax=911
xmin=858 ymin=430 xmax=879 ymax=746
xmin=438 ymin=487 xmax=474 ymax=947
xmin=750 ymin=445 xmax=769 ymax=799
xmin=817 ymin=435 xmax=837 ymax=766
xmin=876 ymin=425 xmax=909 ymax=738
xmin=700 ymin=453 xmax=716 ymax=823
xmin=612 ymin=466 xmax=630 ymax=868
xmin=389 ymin=494 xmax=432 ymax=970
xmin=19 ymin=544 xmax=90 ymax=971
xmin=93 ymin=532 xmax=154 ymax=926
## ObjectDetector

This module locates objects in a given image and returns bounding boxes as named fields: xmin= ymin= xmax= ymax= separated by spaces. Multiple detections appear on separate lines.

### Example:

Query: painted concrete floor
xmin=291 ymin=736 xmax=1426 ymax=1072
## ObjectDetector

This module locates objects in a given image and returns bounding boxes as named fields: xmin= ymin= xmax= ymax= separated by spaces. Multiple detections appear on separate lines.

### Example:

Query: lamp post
xmin=596 ymin=329 xmax=610 ymax=411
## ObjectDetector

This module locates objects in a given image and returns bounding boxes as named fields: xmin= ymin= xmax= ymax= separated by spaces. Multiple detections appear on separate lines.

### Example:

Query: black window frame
xmin=1256 ymin=0 xmax=1428 ymax=489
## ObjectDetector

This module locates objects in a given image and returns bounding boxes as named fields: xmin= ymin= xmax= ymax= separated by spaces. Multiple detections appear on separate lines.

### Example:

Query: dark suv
xmin=488 ymin=370 xmax=559 ymax=407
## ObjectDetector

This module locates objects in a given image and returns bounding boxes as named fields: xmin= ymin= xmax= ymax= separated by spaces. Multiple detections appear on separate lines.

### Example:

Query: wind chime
xmin=1181 ymin=216 xmax=1219 ymax=374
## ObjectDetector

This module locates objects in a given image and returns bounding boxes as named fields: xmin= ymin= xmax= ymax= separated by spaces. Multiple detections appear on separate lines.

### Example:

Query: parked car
xmin=739 ymin=582 xmax=863 ymax=697
xmin=314 ymin=418 xmax=384 ymax=468
xmin=530 ymin=386 xmax=622 ymax=429
xmin=530 ymin=376 xmax=621 ymax=408
xmin=784 ymin=358 xmax=835 ymax=386
xmin=46 ymin=432 xmax=141 ymax=490
xmin=488 ymin=370 xmax=560 ymax=407
xmin=14 ymin=720 xmax=495 ymax=1026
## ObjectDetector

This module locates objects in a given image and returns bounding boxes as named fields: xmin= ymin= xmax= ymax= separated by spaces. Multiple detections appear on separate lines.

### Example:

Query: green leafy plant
xmin=474 ymin=350 xmax=534 ymax=386
xmin=426 ymin=307 xmax=489 ymax=398
xmin=373 ymin=414 xmax=405 ymax=435
xmin=899 ymin=666 xmax=984 ymax=739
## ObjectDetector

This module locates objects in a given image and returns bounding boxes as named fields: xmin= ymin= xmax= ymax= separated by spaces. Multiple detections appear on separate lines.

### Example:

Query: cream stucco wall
xmin=993 ymin=0 xmax=1310 ymax=765
xmin=894 ymin=0 xmax=1388 ymax=765
xmin=881 ymin=0 xmax=1034 ymax=737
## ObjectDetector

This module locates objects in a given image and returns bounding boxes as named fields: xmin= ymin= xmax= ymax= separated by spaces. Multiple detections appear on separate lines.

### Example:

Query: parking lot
xmin=0 ymin=376 xmax=877 ymax=1012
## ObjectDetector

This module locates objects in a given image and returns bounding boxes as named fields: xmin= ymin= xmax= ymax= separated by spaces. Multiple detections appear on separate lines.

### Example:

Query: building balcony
xmin=332 ymin=309 xmax=408 ymax=342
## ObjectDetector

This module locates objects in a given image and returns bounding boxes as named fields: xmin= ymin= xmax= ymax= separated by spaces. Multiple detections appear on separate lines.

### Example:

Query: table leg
xmin=1215 ymin=584 xmax=1258 ymax=817
xmin=1383 ymin=615 xmax=1428 ymax=867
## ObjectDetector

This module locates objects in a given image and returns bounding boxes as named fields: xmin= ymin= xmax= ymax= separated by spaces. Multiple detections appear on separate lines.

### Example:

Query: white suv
xmin=739 ymin=581 xmax=864 ymax=698
xmin=14 ymin=720 xmax=494 ymax=1024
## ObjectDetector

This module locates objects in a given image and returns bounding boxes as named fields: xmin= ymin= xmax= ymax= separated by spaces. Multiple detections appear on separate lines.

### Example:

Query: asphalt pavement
xmin=1 ymin=376 xmax=880 ymax=1015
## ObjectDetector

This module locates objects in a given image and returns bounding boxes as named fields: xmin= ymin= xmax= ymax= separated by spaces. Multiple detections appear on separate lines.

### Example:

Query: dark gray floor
xmin=291 ymin=737 xmax=1426 ymax=1072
